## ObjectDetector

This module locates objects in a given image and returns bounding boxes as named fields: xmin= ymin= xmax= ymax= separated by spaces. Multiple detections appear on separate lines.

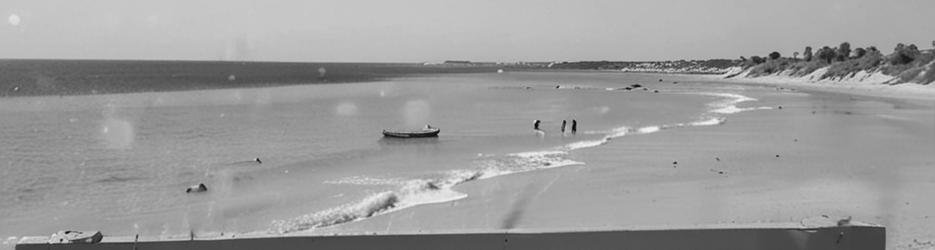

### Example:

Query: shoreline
xmin=709 ymin=74 xmax=935 ymax=103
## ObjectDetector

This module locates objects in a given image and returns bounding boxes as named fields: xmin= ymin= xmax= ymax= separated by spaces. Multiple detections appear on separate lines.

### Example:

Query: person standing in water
xmin=571 ymin=120 xmax=577 ymax=134
xmin=561 ymin=120 xmax=567 ymax=133
xmin=533 ymin=120 xmax=541 ymax=130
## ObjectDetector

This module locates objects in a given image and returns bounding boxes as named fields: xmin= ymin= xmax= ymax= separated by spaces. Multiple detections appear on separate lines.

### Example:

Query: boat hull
xmin=382 ymin=128 xmax=440 ymax=138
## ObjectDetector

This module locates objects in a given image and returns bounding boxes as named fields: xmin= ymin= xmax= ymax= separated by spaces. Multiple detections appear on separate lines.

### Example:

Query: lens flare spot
xmin=101 ymin=118 xmax=135 ymax=149
xmin=402 ymin=99 xmax=431 ymax=128
xmin=8 ymin=14 xmax=21 ymax=26
xmin=335 ymin=102 xmax=359 ymax=116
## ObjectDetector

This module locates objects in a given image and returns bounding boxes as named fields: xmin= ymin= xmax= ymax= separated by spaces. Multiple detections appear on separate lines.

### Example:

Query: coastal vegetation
xmin=733 ymin=41 xmax=935 ymax=85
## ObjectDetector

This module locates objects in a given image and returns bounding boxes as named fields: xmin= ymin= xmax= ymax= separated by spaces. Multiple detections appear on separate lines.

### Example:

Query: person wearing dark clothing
xmin=571 ymin=120 xmax=577 ymax=134
xmin=533 ymin=120 xmax=541 ymax=130
xmin=561 ymin=120 xmax=567 ymax=133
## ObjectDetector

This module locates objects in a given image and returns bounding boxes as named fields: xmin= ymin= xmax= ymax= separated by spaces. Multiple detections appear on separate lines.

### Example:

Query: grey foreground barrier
xmin=17 ymin=226 xmax=884 ymax=250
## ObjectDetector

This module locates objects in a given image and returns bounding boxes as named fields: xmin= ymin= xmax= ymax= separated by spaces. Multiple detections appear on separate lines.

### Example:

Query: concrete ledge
xmin=17 ymin=226 xmax=884 ymax=250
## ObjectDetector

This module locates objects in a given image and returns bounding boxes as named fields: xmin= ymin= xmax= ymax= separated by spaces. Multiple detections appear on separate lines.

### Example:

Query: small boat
xmin=382 ymin=127 xmax=440 ymax=138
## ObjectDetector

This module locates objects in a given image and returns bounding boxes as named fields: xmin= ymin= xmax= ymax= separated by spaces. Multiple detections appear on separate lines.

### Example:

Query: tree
xmin=751 ymin=56 xmax=766 ymax=64
xmin=836 ymin=42 xmax=851 ymax=61
xmin=769 ymin=51 xmax=781 ymax=60
xmin=866 ymin=47 xmax=883 ymax=58
xmin=853 ymin=48 xmax=867 ymax=58
xmin=803 ymin=46 xmax=813 ymax=62
xmin=793 ymin=52 xmax=800 ymax=60
xmin=816 ymin=46 xmax=836 ymax=64
xmin=890 ymin=43 xmax=920 ymax=65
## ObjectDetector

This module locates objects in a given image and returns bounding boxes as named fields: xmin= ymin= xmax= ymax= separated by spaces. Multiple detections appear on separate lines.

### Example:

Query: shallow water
xmin=0 ymin=72 xmax=769 ymax=239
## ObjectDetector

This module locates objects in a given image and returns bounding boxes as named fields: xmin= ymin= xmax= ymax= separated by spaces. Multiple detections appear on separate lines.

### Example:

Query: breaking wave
xmin=270 ymin=91 xmax=767 ymax=234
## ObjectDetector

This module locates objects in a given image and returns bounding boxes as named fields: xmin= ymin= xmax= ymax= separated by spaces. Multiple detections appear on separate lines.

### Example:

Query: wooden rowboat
xmin=382 ymin=128 xmax=440 ymax=138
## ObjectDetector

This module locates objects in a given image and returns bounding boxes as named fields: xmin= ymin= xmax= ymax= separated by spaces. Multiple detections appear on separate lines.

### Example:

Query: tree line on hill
xmin=736 ymin=40 xmax=935 ymax=84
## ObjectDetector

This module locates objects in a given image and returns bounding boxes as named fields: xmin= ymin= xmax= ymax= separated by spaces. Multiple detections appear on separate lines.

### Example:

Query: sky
xmin=1 ymin=0 xmax=933 ymax=62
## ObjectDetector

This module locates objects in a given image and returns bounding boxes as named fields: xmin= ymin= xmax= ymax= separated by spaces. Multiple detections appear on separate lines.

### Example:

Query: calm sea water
xmin=0 ymin=71 xmax=767 ymax=238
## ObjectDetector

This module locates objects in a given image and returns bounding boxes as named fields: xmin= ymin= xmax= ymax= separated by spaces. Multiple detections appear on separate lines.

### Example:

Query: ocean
xmin=0 ymin=66 xmax=775 ymax=240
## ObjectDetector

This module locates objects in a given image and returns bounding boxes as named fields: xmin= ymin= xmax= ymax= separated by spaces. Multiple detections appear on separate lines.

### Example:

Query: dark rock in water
xmin=673 ymin=81 xmax=679 ymax=84
xmin=658 ymin=79 xmax=663 ymax=82
xmin=777 ymin=105 xmax=783 ymax=109
xmin=425 ymin=182 xmax=440 ymax=190
xmin=624 ymin=87 xmax=632 ymax=90
xmin=775 ymin=154 xmax=780 ymax=158
xmin=186 ymin=183 xmax=208 ymax=193
xmin=653 ymin=90 xmax=659 ymax=93
xmin=255 ymin=158 xmax=262 ymax=164
xmin=631 ymin=84 xmax=642 ymax=88
xmin=716 ymin=157 xmax=720 ymax=161
xmin=672 ymin=161 xmax=678 ymax=165
xmin=642 ymin=87 xmax=649 ymax=91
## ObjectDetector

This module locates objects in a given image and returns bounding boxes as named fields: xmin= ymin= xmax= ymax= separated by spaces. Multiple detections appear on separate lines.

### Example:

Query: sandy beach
xmin=716 ymin=70 xmax=935 ymax=102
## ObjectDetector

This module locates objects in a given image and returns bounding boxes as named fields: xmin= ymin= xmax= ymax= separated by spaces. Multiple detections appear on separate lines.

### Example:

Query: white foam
xmin=636 ymin=126 xmax=661 ymax=134
xmin=696 ymin=92 xmax=773 ymax=116
xmin=711 ymin=105 xmax=773 ymax=114
xmin=325 ymin=176 xmax=405 ymax=186
xmin=711 ymin=105 xmax=744 ymax=114
xmin=396 ymin=188 xmax=467 ymax=208
xmin=271 ymin=191 xmax=401 ymax=233
xmin=689 ymin=117 xmax=727 ymax=126
xmin=565 ymin=139 xmax=608 ymax=150
xmin=508 ymin=150 xmax=567 ymax=158
xmin=701 ymin=92 xmax=757 ymax=104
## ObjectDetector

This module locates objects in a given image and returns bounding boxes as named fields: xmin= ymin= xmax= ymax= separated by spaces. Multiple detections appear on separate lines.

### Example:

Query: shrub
xmin=816 ymin=46 xmax=836 ymax=64
xmin=920 ymin=60 xmax=935 ymax=84
xmin=836 ymin=42 xmax=851 ymax=61
xmin=854 ymin=48 xmax=867 ymax=59
xmin=803 ymin=46 xmax=813 ymax=62
xmin=751 ymin=56 xmax=766 ymax=64
xmin=788 ymin=60 xmax=827 ymax=76
xmin=889 ymin=43 xmax=921 ymax=65
xmin=748 ymin=58 xmax=795 ymax=77
xmin=823 ymin=50 xmax=883 ymax=79
xmin=769 ymin=52 xmax=781 ymax=60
